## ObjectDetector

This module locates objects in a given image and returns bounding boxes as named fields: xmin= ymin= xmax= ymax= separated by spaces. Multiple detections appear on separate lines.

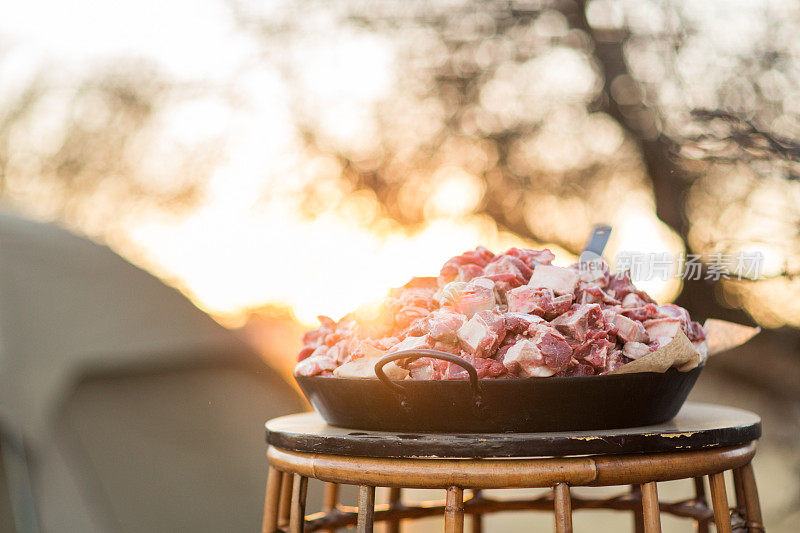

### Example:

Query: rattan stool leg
xmin=387 ymin=487 xmax=402 ymax=533
xmin=739 ymin=463 xmax=764 ymax=532
xmin=358 ymin=485 xmax=376 ymax=533
xmin=693 ymin=477 xmax=710 ymax=533
xmin=279 ymin=471 xmax=294 ymax=528
xmin=641 ymin=482 xmax=662 ymax=533
xmin=709 ymin=472 xmax=733 ymax=533
xmin=445 ymin=487 xmax=464 ymax=533
xmin=554 ymin=483 xmax=573 ymax=533
xmin=322 ymin=483 xmax=339 ymax=533
xmin=630 ymin=485 xmax=645 ymax=533
xmin=289 ymin=474 xmax=308 ymax=533
xmin=470 ymin=490 xmax=483 ymax=533
xmin=262 ymin=466 xmax=282 ymax=533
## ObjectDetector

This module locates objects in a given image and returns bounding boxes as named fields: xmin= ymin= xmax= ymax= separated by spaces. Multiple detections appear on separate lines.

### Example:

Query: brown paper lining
xmin=610 ymin=319 xmax=760 ymax=375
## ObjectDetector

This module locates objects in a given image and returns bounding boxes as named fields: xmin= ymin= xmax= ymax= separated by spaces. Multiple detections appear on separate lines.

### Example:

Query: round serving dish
xmin=296 ymin=351 xmax=703 ymax=433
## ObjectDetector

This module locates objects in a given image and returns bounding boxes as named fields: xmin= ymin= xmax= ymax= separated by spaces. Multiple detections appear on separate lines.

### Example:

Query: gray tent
xmin=0 ymin=207 xmax=305 ymax=532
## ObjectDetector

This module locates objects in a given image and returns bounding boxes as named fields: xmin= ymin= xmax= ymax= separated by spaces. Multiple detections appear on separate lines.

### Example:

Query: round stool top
xmin=266 ymin=402 xmax=761 ymax=458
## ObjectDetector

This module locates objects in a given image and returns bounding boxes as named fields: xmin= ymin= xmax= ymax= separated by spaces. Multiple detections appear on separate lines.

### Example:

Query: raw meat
xmin=295 ymin=246 xmax=707 ymax=379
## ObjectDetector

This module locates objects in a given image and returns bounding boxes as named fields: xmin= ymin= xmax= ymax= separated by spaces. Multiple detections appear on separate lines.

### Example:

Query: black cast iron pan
xmin=295 ymin=349 xmax=704 ymax=433
xmin=296 ymin=225 xmax=702 ymax=433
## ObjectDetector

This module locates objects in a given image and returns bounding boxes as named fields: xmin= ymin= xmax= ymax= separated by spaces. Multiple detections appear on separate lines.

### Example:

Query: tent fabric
xmin=0 ymin=206 xmax=305 ymax=531
xmin=0 ymin=206 xmax=258 ymax=445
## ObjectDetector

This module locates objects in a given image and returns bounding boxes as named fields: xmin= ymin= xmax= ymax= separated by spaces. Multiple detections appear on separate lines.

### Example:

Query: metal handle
xmin=580 ymin=224 xmax=612 ymax=264
xmin=583 ymin=224 xmax=612 ymax=257
xmin=374 ymin=349 xmax=482 ymax=404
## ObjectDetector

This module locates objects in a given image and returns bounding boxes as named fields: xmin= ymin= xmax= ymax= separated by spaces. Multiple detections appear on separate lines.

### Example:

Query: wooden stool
xmin=262 ymin=402 xmax=764 ymax=533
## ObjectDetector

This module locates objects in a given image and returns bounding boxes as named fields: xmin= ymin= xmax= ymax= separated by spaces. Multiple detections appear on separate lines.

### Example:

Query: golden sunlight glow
xmin=606 ymin=206 xmax=685 ymax=303
xmin=426 ymin=167 xmax=485 ymax=217
xmin=124 ymin=203 xmax=562 ymax=326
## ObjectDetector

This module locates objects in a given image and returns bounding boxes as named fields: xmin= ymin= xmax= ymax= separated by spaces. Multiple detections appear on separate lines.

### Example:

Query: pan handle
xmin=374 ymin=349 xmax=483 ymax=408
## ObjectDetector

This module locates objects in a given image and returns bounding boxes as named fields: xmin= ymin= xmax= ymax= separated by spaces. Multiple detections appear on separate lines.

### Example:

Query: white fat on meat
xmin=613 ymin=313 xmax=650 ymax=343
xmin=389 ymin=335 xmax=429 ymax=353
xmin=294 ymin=350 xmax=338 ymax=376
xmin=622 ymin=341 xmax=653 ymax=360
xmin=502 ymin=338 xmax=556 ymax=377
xmin=456 ymin=312 xmax=501 ymax=356
xmin=333 ymin=357 xmax=409 ymax=379
xmin=643 ymin=318 xmax=682 ymax=340
xmin=441 ymin=279 xmax=496 ymax=317
xmin=621 ymin=293 xmax=646 ymax=308
xmin=528 ymin=265 xmax=579 ymax=296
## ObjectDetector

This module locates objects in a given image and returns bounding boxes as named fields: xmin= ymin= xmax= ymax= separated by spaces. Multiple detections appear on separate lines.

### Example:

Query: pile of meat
xmin=295 ymin=247 xmax=707 ymax=380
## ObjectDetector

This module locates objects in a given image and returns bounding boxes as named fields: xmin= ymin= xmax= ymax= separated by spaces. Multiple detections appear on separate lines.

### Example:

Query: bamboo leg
xmin=554 ymin=483 xmax=573 ymax=533
xmin=641 ymin=482 xmax=662 ymax=533
xmin=357 ymin=485 xmax=375 ymax=533
xmin=732 ymin=468 xmax=746 ymax=514
xmin=732 ymin=467 xmax=748 ymax=530
xmin=445 ymin=486 xmax=464 ymax=533
xmin=470 ymin=490 xmax=483 ymax=533
xmin=262 ymin=466 xmax=282 ymax=533
xmin=321 ymin=483 xmax=339 ymax=533
xmin=386 ymin=487 xmax=402 ymax=533
xmin=739 ymin=463 xmax=764 ymax=532
xmin=693 ymin=477 xmax=710 ymax=533
xmin=278 ymin=472 xmax=294 ymax=528
xmin=630 ymin=485 xmax=645 ymax=533
xmin=289 ymin=474 xmax=308 ymax=533
xmin=709 ymin=473 xmax=733 ymax=533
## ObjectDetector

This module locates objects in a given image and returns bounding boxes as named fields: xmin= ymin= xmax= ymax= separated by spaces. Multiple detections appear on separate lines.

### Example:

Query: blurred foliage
xmin=0 ymin=59 xmax=212 ymax=236
xmin=2 ymin=0 xmax=800 ymax=326
xmin=231 ymin=0 xmax=800 ymax=325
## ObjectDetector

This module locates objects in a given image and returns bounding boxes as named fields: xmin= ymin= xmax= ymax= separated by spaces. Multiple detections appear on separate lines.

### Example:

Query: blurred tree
xmin=0 ymin=60 xmax=209 ymax=237
xmin=233 ymin=0 xmax=800 ymax=327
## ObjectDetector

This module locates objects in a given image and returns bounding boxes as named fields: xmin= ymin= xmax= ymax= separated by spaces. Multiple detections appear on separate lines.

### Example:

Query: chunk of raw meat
xmin=504 ymin=247 xmax=555 ymax=269
xmin=643 ymin=318 xmax=682 ymax=341
xmin=577 ymin=287 xmax=619 ymax=306
xmin=655 ymin=304 xmax=691 ymax=324
xmin=606 ymin=272 xmax=656 ymax=304
xmin=503 ymin=312 xmax=546 ymax=334
xmin=603 ymin=349 xmax=627 ymax=373
xmin=503 ymin=326 xmax=572 ymax=376
xmin=438 ymin=247 xmax=495 ymax=285
xmin=550 ymin=304 xmax=603 ymax=342
xmin=612 ymin=313 xmax=650 ymax=343
xmin=528 ymin=265 xmax=580 ymax=296
xmin=445 ymin=356 xmax=507 ymax=379
xmin=484 ymin=255 xmax=532 ymax=281
xmin=688 ymin=321 xmax=707 ymax=342
xmin=333 ymin=357 xmax=409 ymax=379
xmin=556 ymin=360 xmax=596 ymax=377
xmin=389 ymin=335 xmax=430 ymax=353
xmin=621 ymin=292 xmax=646 ymax=308
xmin=572 ymin=330 xmax=612 ymax=368
xmin=619 ymin=304 xmax=660 ymax=322
xmin=426 ymin=309 xmax=467 ymax=342
xmin=440 ymin=279 xmax=497 ymax=318
xmin=502 ymin=339 xmax=555 ymax=377
xmin=294 ymin=348 xmax=338 ymax=376
xmin=506 ymin=286 xmax=574 ymax=318
xmin=407 ymin=357 xmax=448 ymax=380
xmin=457 ymin=310 xmax=506 ymax=357
xmin=623 ymin=341 xmax=653 ymax=360
xmin=531 ymin=326 xmax=573 ymax=371
xmin=348 ymin=341 xmax=386 ymax=361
